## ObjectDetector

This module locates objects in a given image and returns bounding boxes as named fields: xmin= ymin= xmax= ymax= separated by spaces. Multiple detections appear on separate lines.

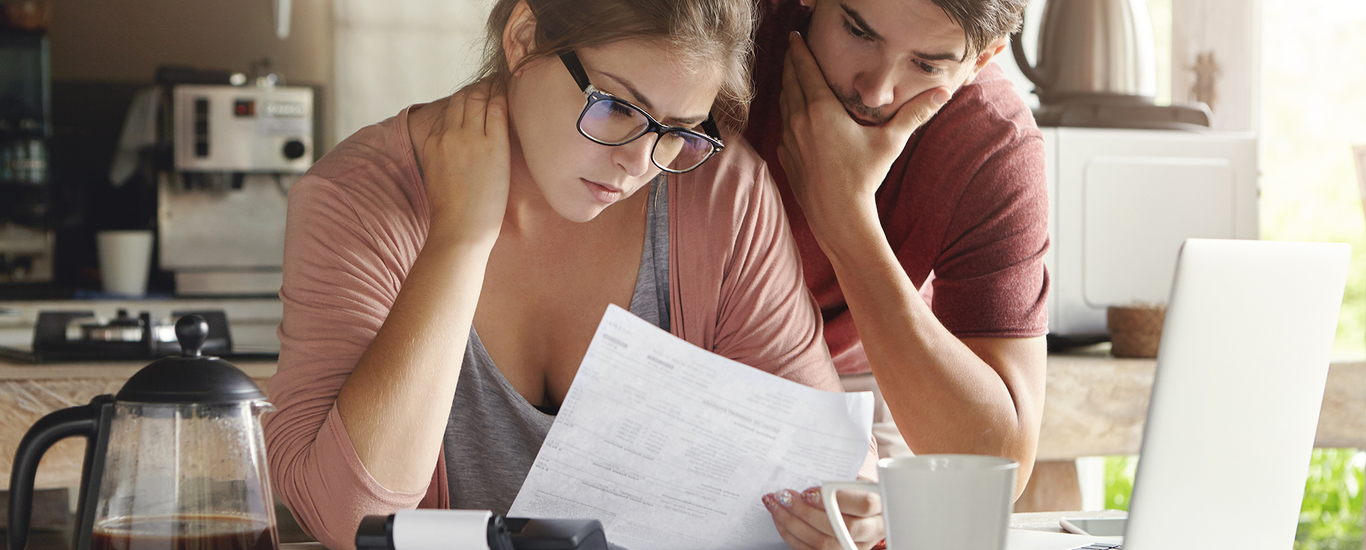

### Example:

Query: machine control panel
xmin=172 ymin=85 xmax=314 ymax=173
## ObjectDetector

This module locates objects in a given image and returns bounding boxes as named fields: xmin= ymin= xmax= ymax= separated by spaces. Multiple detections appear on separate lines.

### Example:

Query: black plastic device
xmin=356 ymin=513 xmax=610 ymax=550
xmin=505 ymin=517 xmax=609 ymax=550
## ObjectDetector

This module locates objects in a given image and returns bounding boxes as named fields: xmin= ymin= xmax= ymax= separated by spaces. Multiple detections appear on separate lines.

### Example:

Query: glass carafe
xmin=91 ymin=399 xmax=278 ymax=550
xmin=9 ymin=315 xmax=279 ymax=550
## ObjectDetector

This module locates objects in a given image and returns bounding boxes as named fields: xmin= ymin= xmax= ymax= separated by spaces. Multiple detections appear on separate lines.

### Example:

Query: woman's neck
xmin=500 ymin=135 xmax=563 ymax=239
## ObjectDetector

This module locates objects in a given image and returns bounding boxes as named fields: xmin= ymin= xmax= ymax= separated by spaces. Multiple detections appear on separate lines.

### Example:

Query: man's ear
xmin=502 ymin=0 xmax=538 ymax=76
xmin=972 ymin=34 xmax=1010 ymax=73
xmin=960 ymin=34 xmax=1009 ymax=85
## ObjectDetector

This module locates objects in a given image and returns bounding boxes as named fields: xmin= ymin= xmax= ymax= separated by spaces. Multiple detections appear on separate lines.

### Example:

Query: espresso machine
xmin=0 ymin=27 xmax=55 ymax=286
xmin=158 ymin=81 xmax=314 ymax=296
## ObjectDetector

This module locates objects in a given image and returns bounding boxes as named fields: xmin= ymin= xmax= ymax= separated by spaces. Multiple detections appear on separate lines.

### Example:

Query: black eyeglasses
xmin=559 ymin=50 xmax=724 ymax=174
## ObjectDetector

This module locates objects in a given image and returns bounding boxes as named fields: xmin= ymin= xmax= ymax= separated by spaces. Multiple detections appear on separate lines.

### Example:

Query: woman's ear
xmin=502 ymin=0 xmax=538 ymax=76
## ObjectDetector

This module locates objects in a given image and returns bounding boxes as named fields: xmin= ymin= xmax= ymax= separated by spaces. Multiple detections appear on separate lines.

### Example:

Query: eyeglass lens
xmin=580 ymin=97 xmax=715 ymax=172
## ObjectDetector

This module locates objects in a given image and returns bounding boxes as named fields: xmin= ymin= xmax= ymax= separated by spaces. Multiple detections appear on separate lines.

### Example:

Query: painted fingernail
xmin=779 ymin=490 xmax=796 ymax=508
xmin=804 ymin=488 xmax=822 ymax=506
xmin=763 ymin=494 xmax=778 ymax=510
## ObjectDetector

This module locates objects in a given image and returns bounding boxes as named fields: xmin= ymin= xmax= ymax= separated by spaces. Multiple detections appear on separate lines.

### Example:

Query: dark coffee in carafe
xmin=91 ymin=515 xmax=276 ymax=550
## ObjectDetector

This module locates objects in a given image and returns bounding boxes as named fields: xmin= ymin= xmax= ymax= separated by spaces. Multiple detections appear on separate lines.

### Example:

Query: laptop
xmin=1011 ymin=238 xmax=1351 ymax=550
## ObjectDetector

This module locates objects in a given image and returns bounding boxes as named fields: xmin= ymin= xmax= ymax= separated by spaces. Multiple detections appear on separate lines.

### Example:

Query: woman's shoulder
xmin=667 ymin=129 xmax=786 ymax=263
xmin=670 ymin=129 xmax=773 ymax=211
xmin=312 ymin=109 xmax=410 ymax=174
xmin=295 ymin=106 xmax=431 ymax=225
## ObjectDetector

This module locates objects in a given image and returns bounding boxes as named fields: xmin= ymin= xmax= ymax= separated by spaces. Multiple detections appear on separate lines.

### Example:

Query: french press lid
xmin=115 ymin=315 xmax=266 ymax=404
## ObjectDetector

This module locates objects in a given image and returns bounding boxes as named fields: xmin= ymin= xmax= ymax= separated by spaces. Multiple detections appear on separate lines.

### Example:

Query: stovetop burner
xmin=0 ymin=309 xmax=278 ymax=363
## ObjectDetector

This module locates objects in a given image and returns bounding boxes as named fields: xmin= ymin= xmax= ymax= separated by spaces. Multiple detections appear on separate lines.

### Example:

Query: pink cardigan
xmin=264 ymin=106 xmax=850 ymax=550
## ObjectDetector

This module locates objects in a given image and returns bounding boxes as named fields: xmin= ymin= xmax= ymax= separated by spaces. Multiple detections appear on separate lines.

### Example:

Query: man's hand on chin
xmin=776 ymin=31 xmax=948 ymax=240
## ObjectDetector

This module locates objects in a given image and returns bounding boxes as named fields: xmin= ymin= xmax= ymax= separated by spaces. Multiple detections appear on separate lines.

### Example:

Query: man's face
xmin=804 ymin=0 xmax=1000 ymax=125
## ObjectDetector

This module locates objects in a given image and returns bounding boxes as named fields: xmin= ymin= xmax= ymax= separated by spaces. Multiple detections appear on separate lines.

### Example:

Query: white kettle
xmin=1011 ymin=0 xmax=1158 ymax=103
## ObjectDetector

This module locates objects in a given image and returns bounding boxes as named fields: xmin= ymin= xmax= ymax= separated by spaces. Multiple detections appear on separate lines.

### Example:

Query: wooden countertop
xmin=5 ymin=348 xmax=1366 ymax=490
xmin=0 ymin=358 xmax=278 ymax=381
xmin=0 ymin=358 xmax=278 ymax=491
xmin=1039 ymin=347 xmax=1366 ymax=459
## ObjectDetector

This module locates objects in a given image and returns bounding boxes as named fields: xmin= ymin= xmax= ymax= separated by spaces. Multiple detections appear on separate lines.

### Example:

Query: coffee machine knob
xmin=282 ymin=140 xmax=307 ymax=160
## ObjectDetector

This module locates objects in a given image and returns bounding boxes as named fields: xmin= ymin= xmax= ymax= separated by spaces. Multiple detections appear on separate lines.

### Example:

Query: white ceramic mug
xmin=97 ymin=230 xmax=154 ymax=296
xmin=822 ymin=455 xmax=1018 ymax=550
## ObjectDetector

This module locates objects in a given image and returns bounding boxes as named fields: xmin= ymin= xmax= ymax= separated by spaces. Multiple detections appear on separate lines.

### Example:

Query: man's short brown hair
xmin=932 ymin=0 xmax=1029 ymax=60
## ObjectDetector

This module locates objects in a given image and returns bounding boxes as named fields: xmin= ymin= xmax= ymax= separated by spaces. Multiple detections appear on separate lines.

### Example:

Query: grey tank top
xmin=442 ymin=178 xmax=670 ymax=514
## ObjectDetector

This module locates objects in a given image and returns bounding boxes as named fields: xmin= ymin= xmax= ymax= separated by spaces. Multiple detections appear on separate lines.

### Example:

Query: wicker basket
xmin=1107 ymin=304 xmax=1167 ymax=358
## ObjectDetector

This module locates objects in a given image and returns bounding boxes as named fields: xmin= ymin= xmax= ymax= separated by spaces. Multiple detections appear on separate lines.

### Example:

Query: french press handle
xmin=7 ymin=395 xmax=116 ymax=550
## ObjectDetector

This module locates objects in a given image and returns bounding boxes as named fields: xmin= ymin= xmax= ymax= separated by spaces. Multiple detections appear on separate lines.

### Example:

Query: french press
xmin=8 ymin=315 xmax=279 ymax=550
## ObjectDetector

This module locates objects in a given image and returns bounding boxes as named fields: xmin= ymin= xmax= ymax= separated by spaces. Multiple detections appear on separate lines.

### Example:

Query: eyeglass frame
xmin=558 ymin=50 xmax=725 ymax=174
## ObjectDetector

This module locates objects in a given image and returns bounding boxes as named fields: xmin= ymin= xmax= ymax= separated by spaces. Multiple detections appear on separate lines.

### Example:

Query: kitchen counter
xmin=1016 ymin=346 xmax=1366 ymax=512
xmin=1038 ymin=346 xmax=1366 ymax=457
xmin=0 ymin=298 xmax=284 ymax=355
xmin=0 ymin=298 xmax=283 ymax=493
xmin=0 ymin=511 xmax=1126 ymax=550
xmin=4 ymin=332 xmax=1366 ymax=514
xmin=0 ymin=358 xmax=278 ymax=492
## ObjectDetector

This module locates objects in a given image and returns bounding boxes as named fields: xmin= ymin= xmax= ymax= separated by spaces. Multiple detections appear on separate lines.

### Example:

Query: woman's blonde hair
xmin=477 ymin=0 xmax=757 ymax=132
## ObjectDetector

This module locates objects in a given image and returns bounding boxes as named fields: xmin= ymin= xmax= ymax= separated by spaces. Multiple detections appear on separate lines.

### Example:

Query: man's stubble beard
xmin=828 ymin=82 xmax=894 ymax=126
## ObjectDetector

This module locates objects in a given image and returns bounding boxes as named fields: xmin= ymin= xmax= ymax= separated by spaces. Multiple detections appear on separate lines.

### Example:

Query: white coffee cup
xmin=822 ymin=454 xmax=1018 ymax=550
xmin=97 ymin=230 xmax=154 ymax=296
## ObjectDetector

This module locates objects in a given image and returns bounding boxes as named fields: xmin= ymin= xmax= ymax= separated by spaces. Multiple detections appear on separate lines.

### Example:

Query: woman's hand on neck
xmin=414 ymin=79 xmax=512 ymax=250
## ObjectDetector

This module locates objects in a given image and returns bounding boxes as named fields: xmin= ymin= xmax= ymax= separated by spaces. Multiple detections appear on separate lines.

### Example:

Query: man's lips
xmin=843 ymin=105 xmax=884 ymax=126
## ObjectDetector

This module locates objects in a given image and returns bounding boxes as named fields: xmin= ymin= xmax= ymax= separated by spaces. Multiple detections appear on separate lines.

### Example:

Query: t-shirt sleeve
xmin=263 ymin=176 xmax=430 ymax=550
xmin=928 ymin=135 xmax=1050 ymax=338
xmin=707 ymin=156 xmax=873 ymax=467
xmin=673 ymin=146 xmax=842 ymax=393
xmin=726 ymin=160 xmax=841 ymax=389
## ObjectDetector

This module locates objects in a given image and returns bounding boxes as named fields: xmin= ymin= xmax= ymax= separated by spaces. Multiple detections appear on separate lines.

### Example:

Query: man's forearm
xmin=816 ymin=213 xmax=1047 ymax=497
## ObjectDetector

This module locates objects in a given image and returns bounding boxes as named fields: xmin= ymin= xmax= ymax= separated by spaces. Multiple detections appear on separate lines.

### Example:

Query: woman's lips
xmin=583 ymin=179 xmax=623 ymax=204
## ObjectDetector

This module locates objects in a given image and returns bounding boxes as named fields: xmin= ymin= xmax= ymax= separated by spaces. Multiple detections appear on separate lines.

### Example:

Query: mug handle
xmin=820 ymin=480 xmax=879 ymax=550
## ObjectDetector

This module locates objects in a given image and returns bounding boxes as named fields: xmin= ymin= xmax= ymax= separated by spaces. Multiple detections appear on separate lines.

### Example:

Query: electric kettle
xmin=1011 ymin=0 xmax=1158 ymax=103
xmin=8 ymin=315 xmax=279 ymax=550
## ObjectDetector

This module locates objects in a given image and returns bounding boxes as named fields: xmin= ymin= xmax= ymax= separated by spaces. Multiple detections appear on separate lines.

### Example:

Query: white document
xmin=509 ymin=305 xmax=874 ymax=550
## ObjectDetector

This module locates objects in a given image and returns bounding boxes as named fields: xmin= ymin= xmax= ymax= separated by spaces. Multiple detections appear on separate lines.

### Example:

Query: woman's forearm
xmin=335 ymin=230 xmax=495 ymax=492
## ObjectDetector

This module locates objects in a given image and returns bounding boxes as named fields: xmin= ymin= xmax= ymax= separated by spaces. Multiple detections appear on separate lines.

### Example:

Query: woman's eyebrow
xmin=598 ymin=71 xmax=710 ymax=126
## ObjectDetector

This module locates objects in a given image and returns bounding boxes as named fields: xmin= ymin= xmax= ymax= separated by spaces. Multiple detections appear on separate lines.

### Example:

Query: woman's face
xmin=506 ymin=39 xmax=722 ymax=223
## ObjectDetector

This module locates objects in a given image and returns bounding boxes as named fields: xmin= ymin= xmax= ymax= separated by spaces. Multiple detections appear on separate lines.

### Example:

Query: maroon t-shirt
xmin=744 ymin=0 xmax=1050 ymax=374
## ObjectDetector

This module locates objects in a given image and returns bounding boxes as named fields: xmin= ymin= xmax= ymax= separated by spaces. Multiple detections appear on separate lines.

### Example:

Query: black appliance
xmin=0 ymin=308 xmax=277 ymax=363
xmin=0 ymin=27 xmax=55 ymax=290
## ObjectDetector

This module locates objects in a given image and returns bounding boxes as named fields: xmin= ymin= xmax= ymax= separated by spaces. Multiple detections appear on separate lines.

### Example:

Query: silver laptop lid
xmin=1125 ymin=239 xmax=1350 ymax=550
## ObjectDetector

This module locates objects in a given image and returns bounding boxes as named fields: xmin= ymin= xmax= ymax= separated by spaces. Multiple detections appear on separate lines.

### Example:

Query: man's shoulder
xmin=895 ymin=63 xmax=1044 ymax=185
xmin=929 ymin=63 xmax=1041 ymax=149
xmin=881 ymin=62 xmax=1046 ymax=210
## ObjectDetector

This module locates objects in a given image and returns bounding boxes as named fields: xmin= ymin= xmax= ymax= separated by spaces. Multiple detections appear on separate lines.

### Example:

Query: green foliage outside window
xmin=1296 ymin=449 xmax=1364 ymax=550
xmin=1102 ymin=450 xmax=1364 ymax=549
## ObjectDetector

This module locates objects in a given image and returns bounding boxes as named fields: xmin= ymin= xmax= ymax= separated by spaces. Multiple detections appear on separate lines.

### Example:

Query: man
xmin=750 ymin=0 xmax=1049 ymax=547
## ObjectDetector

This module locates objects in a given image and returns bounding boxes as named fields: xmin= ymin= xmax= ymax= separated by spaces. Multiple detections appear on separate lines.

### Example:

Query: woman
xmin=264 ymin=1 xmax=882 ymax=549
